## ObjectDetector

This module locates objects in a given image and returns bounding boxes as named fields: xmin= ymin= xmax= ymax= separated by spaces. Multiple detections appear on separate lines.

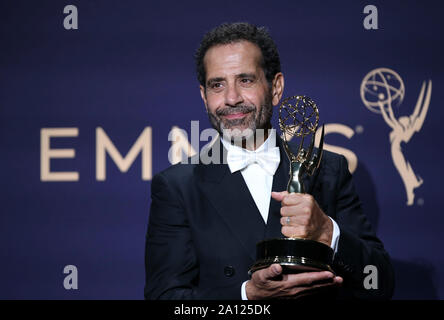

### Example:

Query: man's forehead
xmin=203 ymin=41 xmax=263 ymax=73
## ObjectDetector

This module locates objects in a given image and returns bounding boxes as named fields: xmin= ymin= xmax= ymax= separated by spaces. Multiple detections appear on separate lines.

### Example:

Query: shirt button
xmin=224 ymin=266 xmax=235 ymax=277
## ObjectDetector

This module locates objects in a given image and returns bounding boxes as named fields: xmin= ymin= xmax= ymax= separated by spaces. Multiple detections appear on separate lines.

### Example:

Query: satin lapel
xmin=265 ymin=136 xmax=289 ymax=239
xmin=196 ymin=139 xmax=266 ymax=262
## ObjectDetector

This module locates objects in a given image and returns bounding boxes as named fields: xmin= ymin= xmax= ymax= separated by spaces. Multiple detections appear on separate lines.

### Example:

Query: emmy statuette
xmin=249 ymin=96 xmax=334 ymax=275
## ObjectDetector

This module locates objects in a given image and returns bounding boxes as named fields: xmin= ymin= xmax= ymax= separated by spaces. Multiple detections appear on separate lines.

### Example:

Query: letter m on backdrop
xmin=96 ymin=127 xmax=152 ymax=181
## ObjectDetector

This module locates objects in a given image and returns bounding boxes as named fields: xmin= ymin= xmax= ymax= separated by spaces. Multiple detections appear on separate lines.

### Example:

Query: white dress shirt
xmin=221 ymin=129 xmax=340 ymax=300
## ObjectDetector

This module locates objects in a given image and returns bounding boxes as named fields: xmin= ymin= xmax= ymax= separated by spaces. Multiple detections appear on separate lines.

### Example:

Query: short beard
xmin=207 ymin=91 xmax=273 ymax=146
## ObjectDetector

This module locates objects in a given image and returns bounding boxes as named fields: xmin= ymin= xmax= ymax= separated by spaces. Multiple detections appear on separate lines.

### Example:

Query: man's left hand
xmin=271 ymin=191 xmax=333 ymax=246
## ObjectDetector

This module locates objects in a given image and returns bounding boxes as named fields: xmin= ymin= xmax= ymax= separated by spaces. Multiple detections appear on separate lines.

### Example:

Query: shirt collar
xmin=221 ymin=128 xmax=277 ymax=154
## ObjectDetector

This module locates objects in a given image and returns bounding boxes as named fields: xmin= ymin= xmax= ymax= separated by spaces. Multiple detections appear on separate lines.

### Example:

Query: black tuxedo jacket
xmin=144 ymin=137 xmax=394 ymax=300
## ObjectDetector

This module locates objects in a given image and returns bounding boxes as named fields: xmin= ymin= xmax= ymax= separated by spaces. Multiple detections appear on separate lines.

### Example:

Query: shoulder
xmin=152 ymin=139 xmax=225 ymax=188
xmin=152 ymin=161 xmax=198 ymax=187
xmin=149 ymin=162 xmax=200 ymax=206
xmin=320 ymin=149 xmax=347 ymax=174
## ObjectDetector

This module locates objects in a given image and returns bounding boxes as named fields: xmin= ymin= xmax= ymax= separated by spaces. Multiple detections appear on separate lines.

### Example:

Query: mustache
xmin=215 ymin=105 xmax=256 ymax=116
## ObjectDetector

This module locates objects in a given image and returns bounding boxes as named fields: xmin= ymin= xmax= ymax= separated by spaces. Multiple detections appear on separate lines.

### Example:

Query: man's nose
xmin=224 ymin=83 xmax=243 ymax=106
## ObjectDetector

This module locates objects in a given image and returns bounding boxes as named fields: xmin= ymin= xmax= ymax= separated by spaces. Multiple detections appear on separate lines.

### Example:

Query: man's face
xmin=200 ymin=41 xmax=283 ymax=142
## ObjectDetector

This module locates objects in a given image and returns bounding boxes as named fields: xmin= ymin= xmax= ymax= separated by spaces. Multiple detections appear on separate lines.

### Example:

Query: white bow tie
xmin=226 ymin=146 xmax=280 ymax=176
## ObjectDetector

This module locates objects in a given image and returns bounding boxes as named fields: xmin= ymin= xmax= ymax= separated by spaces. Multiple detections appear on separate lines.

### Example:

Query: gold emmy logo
xmin=360 ymin=68 xmax=432 ymax=206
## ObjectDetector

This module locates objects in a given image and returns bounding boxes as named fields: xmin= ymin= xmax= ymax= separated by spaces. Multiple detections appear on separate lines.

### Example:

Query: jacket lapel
xmin=264 ymin=137 xmax=289 ymax=239
xmin=196 ymin=138 xmax=265 ymax=262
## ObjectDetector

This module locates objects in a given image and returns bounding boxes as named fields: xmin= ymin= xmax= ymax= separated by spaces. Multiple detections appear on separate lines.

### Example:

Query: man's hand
xmin=271 ymin=191 xmax=333 ymax=247
xmin=246 ymin=264 xmax=343 ymax=299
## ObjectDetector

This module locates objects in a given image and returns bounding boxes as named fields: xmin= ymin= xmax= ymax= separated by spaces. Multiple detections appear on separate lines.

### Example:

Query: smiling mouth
xmin=223 ymin=112 xmax=250 ymax=120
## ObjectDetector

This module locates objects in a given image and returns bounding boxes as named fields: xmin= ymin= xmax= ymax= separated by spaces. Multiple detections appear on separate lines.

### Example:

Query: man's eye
xmin=240 ymin=78 xmax=253 ymax=84
xmin=211 ymin=83 xmax=222 ymax=89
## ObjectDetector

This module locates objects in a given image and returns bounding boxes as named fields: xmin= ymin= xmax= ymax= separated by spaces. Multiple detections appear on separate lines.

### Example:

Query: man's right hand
xmin=246 ymin=264 xmax=343 ymax=300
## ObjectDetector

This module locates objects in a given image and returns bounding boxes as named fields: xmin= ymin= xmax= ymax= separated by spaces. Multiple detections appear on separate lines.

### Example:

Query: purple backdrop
xmin=1 ymin=0 xmax=443 ymax=299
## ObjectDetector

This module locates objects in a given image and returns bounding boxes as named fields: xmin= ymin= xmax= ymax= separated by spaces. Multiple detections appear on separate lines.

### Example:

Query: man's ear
xmin=199 ymin=85 xmax=208 ymax=112
xmin=271 ymin=72 xmax=285 ymax=106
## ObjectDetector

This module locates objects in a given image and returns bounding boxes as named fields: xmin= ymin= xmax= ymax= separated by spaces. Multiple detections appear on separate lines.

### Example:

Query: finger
xmin=333 ymin=276 xmax=343 ymax=285
xmin=293 ymin=275 xmax=343 ymax=297
xmin=268 ymin=264 xmax=282 ymax=278
xmin=281 ymin=193 xmax=311 ymax=207
xmin=276 ymin=274 xmax=342 ymax=299
xmin=280 ymin=204 xmax=311 ymax=217
xmin=280 ymin=213 xmax=310 ymax=226
xmin=271 ymin=191 xmax=288 ymax=202
xmin=286 ymin=271 xmax=334 ymax=287
xmin=281 ymin=225 xmax=308 ymax=238
xmin=254 ymin=263 xmax=282 ymax=282
xmin=281 ymin=216 xmax=291 ymax=227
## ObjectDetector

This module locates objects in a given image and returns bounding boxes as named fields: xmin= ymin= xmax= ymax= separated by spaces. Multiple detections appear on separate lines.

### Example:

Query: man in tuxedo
xmin=144 ymin=22 xmax=394 ymax=300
